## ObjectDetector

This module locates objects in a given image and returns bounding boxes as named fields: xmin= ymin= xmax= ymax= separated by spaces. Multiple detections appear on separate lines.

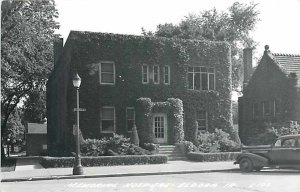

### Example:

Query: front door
xmin=153 ymin=113 xmax=168 ymax=144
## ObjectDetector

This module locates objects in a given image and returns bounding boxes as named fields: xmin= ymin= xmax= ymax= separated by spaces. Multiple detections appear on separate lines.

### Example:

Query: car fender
xmin=236 ymin=153 xmax=269 ymax=167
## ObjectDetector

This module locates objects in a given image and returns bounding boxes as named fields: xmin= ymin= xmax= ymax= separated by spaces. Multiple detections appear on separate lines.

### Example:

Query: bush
xmin=141 ymin=143 xmax=159 ymax=152
xmin=197 ymin=129 xmax=239 ymax=153
xmin=245 ymin=121 xmax=300 ymax=145
xmin=81 ymin=134 xmax=151 ymax=156
xmin=40 ymin=155 xmax=168 ymax=168
xmin=180 ymin=140 xmax=197 ymax=154
xmin=187 ymin=152 xmax=240 ymax=162
xmin=130 ymin=124 xmax=140 ymax=146
xmin=271 ymin=121 xmax=300 ymax=136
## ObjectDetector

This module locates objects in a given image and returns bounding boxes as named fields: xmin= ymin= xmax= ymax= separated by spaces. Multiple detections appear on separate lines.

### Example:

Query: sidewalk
xmin=1 ymin=159 xmax=238 ymax=182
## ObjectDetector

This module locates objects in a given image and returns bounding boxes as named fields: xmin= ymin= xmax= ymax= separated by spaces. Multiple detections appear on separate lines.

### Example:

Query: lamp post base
xmin=73 ymin=155 xmax=84 ymax=175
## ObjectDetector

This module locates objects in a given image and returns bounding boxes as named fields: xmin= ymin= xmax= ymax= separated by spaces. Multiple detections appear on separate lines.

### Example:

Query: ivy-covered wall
xmin=135 ymin=98 xmax=184 ymax=144
xmin=47 ymin=31 xmax=234 ymax=153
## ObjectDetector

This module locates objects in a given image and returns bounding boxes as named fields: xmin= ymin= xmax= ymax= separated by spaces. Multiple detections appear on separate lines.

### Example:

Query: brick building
xmin=238 ymin=45 xmax=300 ymax=144
xmin=47 ymin=31 xmax=234 ymax=154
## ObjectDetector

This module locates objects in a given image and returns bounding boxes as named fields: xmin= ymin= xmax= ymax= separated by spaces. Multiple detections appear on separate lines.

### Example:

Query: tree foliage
xmin=142 ymin=2 xmax=260 ymax=90
xmin=1 ymin=0 xmax=59 ymax=138
xmin=4 ymin=108 xmax=25 ymax=146
xmin=22 ymin=89 xmax=47 ymax=123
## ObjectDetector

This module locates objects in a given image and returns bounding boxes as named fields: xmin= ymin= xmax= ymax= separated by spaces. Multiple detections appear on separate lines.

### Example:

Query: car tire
xmin=254 ymin=166 xmax=263 ymax=171
xmin=239 ymin=158 xmax=254 ymax=172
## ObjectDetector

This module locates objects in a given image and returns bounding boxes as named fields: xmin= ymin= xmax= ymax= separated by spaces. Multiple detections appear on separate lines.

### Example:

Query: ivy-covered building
xmin=238 ymin=45 xmax=300 ymax=144
xmin=47 ymin=31 xmax=234 ymax=154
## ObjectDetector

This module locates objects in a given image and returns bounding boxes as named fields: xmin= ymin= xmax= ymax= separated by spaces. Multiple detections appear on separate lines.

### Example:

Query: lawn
xmin=1 ymin=158 xmax=16 ymax=172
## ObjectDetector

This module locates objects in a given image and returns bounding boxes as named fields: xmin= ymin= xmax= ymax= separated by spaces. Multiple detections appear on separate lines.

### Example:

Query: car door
xmin=268 ymin=138 xmax=297 ymax=164
xmin=291 ymin=138 xmax=300 ymax=164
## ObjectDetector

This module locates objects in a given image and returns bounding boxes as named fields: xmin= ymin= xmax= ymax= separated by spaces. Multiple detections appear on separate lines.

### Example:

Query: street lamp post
xmin=72 ymin=73 xmax=84 ymax=175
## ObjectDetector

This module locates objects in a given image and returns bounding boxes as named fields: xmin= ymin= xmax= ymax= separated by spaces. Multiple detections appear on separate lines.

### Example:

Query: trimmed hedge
xmin=187 ymin=152 xmax=240 ymax=162
xmin=40 ymin=155 xmax=168 ymax=168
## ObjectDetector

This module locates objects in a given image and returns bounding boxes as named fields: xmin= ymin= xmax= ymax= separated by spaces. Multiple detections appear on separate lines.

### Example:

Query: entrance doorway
xmin=153 ymin=113 xmax=168 ymax=144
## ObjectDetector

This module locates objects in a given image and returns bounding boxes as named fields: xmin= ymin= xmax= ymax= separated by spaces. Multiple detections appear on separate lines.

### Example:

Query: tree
xmin=4 ymin=108 xmax=25 ymax=154
xmin=1 ymin=0 xmax=59 ymax=158
xmin=22 ymin=89 xmax=47 ymax=123
xmin=142 ymin=2 xmax=260 ymax=90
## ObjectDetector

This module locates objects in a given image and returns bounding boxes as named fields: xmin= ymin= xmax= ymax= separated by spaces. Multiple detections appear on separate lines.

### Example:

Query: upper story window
xmin=142 ymin=65 xmax=149 ymax=84
xmin=126 ymin=107 xmax=135 ymax=132
xmin=100 ymin=61 xmax=115 ymax=85
xmin=188 ymin=66 xmax=215 ymax=90
xmin=164 ymin=65 xmax=170 ymax=85
xmin=153 ymin=65 xmax=160 ymax=84
xmin=100 ymin=106 xmax=115 ymax=133
xmin=196 ymin=110 xmax=208 ymax=131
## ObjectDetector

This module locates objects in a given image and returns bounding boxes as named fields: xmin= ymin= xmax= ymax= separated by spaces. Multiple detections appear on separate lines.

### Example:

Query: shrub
xmin=197 ymin=129 xmax=239 ymax=153
xmin=40 ymin=155 xmax=168 ymax=168
xmin=180 ymin=140 xmax=197 ymax=154
xmin=141 ymin=143 xmax=159 ymax=152
xmin=187 ymin=152 xmax=240 ymax=162
xmin=271 ymin=121 xmax=300 ymax=136
xmin=245 ymin=121 xmax=300 ymax=145
xmin=81 ymin=134 xmax=151 ymax=156
xmin=81 ymin=138 xmax=107 ymax=156
xmin=130 ymin=124 xmax=140 ymax=146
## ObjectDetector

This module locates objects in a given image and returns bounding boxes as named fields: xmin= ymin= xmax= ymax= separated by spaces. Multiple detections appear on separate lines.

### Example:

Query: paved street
xmin=1 ymin=170 xmax=300 ymax=192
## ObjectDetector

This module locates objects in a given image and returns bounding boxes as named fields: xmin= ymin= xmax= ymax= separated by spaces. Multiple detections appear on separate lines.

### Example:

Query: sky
xmin=55 ymin=0 xmax=300 ymax=57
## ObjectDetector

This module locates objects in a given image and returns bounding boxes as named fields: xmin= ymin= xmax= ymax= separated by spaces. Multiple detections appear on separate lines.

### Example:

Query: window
xmin=196 ymin=110 xmax=207 ymax=131
xmin=188 ymin=66 xmax=215 ymax=90
xmin=164 ymin=65 xmax=170 ymax=85
xmin=274 ymin=100 xmax=280 ymax=116
xmin=100 ymin=107 xmax=115 ymax=133
xmin=252 ymin=103 xmax=260 ymax=119
xmin=282 ymin=139 xmax=296 ymax=147
xmin=100 ymin=62 xmax=115 ymax=85
xmin=153 ymin=65 xmax=160 ymax=84
xmin=126 ymin=107 xmax=135 ymax=132
xmin=142 ymin=65 xmax=149 ymax=84
xmin=263 ymin=100 xmax=275 ymax=118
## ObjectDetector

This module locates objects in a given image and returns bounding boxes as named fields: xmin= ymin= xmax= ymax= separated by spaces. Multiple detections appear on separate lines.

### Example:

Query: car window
xmin=282 ymin=139 xmax=296 ymax=147
xmin=274 ymin=139 xmax=281 ymax=147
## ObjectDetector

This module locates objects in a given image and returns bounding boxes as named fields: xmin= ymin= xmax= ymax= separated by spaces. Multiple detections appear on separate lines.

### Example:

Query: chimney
xmin=53 ymin=38 xmax=63 ymax=66
xmin=243 ymin=48 xmax=253 ymax=84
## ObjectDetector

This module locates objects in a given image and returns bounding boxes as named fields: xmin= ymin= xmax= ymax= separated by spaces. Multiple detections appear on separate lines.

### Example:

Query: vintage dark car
xmin=234 ymin=134 xmax=300 ymax=172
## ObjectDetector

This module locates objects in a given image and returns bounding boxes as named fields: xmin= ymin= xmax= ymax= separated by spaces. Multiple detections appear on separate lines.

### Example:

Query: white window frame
xmin=187 ymin=66 xmax=215 ymax=91
xmin=196 ymin=110 xmax=208 ymax=131
xmin=153 ymin=65 xmax=160 ymax=84
xmin=126 ymin=107 xmax=135 ymax=132
xmin=100 ymin=106 xmax=115 ymax=133
xmin=99 ymin=61 xmax=115 ymax=85
xmin=142 ymin=64 xmax=149 ymax=84
xmin=163 ymin=65 xmax=171 ymax=85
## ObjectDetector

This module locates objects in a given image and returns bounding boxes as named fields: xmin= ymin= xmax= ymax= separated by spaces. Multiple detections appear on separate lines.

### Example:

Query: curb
xmin=1 ymin=168 xmax=239 ymax=183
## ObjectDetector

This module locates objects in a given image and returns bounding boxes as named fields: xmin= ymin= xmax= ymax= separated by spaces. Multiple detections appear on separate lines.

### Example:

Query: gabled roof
xmin=244 ymin=46 xmax=300 ymax=92
xmin=273 ymin=53 xmax=300 ymax=75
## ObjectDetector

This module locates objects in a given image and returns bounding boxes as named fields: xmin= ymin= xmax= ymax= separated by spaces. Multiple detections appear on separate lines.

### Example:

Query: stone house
xmin=238 ymin=45 xmax=300 ymax=144
xmin=46 ymin=31 xmax=234 ymax=154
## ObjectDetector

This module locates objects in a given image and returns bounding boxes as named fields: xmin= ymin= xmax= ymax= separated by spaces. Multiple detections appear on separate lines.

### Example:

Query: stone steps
xmin=158 ymin=145 xmax=187 ymax=161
